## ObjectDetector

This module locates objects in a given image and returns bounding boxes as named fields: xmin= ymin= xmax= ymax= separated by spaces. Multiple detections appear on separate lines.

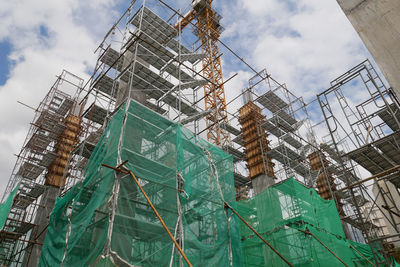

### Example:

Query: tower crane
xmin=175 ymin=0 xmax=231 ymax=147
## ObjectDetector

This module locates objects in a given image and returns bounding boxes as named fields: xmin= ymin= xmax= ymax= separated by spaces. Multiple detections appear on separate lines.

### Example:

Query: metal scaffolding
xmin=222 ymin=68 xmax=322 ymax=200
xmin=252 ymin=70 xmax=317 ymax=185
xmin=317 ymin=59 xmax=400 ymax=265
xmin=4 ymin=1 xmax=398 ymax=265
xmin=0 ymin=70 xmax=84 ymax=265
xmin=74 ymin=0 xmax=249 ymax=191
xmin=0 ymin=5 xmax=252 ymax=264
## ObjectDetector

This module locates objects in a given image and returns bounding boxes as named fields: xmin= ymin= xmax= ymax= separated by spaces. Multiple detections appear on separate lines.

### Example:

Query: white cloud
xmin=215 ymin=0 xmax=385 ymax=185
xmin=0 ymin=0 xmax=385 ymax=194
xmin=219 ymin=0 xmax=371 ymax=101
xmin=0 ymin=0 xmax=122 ymax=193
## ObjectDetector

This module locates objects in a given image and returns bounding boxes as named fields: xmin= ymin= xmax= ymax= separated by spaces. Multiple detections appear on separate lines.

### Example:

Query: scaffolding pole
xmin=102 ymin=163 xmax=193 ymax=267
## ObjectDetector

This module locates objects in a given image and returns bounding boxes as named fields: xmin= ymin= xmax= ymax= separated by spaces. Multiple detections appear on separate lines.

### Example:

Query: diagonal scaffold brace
xmin=224 ymin=202 xmax=293 ymax=267
xmin=348 ymin=244 xmax=375 ymax=267
xmin=102 ymin=162 xmax=193 ymax=267
xmin=298 ymin=228 xmax=349 ymax=267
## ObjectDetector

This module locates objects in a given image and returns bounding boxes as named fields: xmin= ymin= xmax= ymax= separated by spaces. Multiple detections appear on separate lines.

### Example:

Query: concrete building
xmin=361 ymin=201 xmax=390 ymax=240
xmin=337 ymin=0 xmax=400 ymax=97
xmin=372 ymin=180 xmax=400 ymax=248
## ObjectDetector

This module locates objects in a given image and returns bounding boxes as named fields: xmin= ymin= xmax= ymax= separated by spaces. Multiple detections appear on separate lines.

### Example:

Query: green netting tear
xmin=39 ymin=100 xmax=242 ymax=267
xmin=237 ymin=177 xmax=391 ymax=267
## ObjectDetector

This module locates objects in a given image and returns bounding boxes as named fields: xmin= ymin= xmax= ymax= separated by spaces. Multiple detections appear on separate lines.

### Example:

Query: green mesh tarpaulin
xmin=39 ymin=100 xmax=242 ymax=266
xmin=37 ymin=98 xmax=397 ymax=266
xmin=237 ymin=178 xmax=390 ymax=266
xmin=0 ymin=184 xmax=19 ymax=230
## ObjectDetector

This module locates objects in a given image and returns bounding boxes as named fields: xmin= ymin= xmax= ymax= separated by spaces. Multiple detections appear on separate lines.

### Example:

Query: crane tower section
xmin=177 ymin=0 xmax=231 ymax=146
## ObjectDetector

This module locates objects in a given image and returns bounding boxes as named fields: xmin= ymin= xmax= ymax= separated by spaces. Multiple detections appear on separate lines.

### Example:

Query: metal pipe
xmin=349 ymin=244 xmax=376 ymax=267
xmin=317 ymin=92 xmax=380 ymax=265
xmin=79 ymin=33 xmax=142 ymax=105
xmin=370 ymin=232 xmax=400 ymax=242
xmin=224 ymin=202 xmax=293 ymax=267
xmin=102 ymin=164 xmax=193 ymax=267
xmin=381 ymin=205 xmax=400 ymax=218
xmin=298 ymin=228 xmax=349 ymax=267
xmin=337 ymin=165 xmax=400 ymax=192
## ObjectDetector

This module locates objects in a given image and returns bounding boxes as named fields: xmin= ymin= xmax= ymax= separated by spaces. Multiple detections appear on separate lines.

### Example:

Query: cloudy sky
xmin=0 ymin=0 xmax=376 ymax=193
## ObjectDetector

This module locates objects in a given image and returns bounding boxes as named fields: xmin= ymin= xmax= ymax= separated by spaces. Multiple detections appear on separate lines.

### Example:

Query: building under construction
xmin=0 ymin=0 xmax=399 ymax=266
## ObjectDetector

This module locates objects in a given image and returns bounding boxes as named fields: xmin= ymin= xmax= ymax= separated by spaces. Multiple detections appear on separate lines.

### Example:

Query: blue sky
xmin=0 ymin=41 xmax=12 ymax=85
xmin=0 ymin=0 xmax=380 ymax=191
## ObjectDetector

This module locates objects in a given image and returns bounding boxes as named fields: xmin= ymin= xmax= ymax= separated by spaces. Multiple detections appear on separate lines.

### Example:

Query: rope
xmin=104 ymin=171 xmax=122 ymax=255
xmin=201 ymin=147 xmax=293 ymax=266
xmin=169 ymin=219 xmax=180 ymax=267
xmin=202 ymin=146 xmax=294 ymax=266
xmin=202 ymin=147 xmax=226 ymax=202
xmin=102 ymin=164 xmax=193 ymax=267
xmin=61 ymin=200 xmax=73 ymax=266
xmin=202 ymin=147 xmax=234 ymax=265
xmin=224 ymin=202 xmax=294 ymax=267
xmin=169 ymin=171 xmax=185 ymax=267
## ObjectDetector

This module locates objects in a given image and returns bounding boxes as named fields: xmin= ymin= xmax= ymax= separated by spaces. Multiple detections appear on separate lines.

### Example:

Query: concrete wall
xmin=337 ymin=0 xmax=400 ymax=97
xmin=372 ymin=180 xmax=400 ymax=247
xmin=23 ymin=186 xmax=60 ymax=267
xmin=361 ymin=201 xmax=391 ymax=239
xmin=251 ymin=174 xmax=275 ymax=195
xmin=116 ymin=50 xmax=148 ymax=108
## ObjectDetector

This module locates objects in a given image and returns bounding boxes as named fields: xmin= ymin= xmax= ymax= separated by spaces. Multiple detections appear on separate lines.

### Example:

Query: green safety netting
xmin=0 ymin=184 xmax=19 ymax=230
xmin=237 ymin=177 xmax=389 ymax=267
xmin=38 ymin=98 xmax=397 ymax=267
xmin=0 ymin=184 xmax=20 ymax=264
xmin=39 ymin=99 xmax=242 ymax=266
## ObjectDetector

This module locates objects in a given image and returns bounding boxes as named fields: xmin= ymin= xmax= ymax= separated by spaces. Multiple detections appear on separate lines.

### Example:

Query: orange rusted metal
xmin=308 ymin=151 xmax=345 ymax=216
xmin=239 ymin=102 xmax=274 ymax=180
xmin=45 ymin=113 xmax=80 ymax=187
xmin=175 ymin=0 xmax=230 ymax=147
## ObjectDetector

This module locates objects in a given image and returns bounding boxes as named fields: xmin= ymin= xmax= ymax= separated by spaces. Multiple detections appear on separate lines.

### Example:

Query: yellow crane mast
xmin=175 ymin=0 xmax=231 ymax=147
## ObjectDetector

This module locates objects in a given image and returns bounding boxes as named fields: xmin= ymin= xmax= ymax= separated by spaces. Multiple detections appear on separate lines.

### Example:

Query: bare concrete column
xmin=251 ymin=174 xmax=275 ymax=195
xmin=116 ymin=50 xmax=149 ymax=107
xmin=23 ymin=186 xmax=59 ymax=267
xmin=337 ymin=0 xmax=400 ymax=96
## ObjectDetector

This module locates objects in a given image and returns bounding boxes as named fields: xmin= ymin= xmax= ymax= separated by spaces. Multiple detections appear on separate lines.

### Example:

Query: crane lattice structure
xmin=175 ymin=0 xmax=231 ymax=147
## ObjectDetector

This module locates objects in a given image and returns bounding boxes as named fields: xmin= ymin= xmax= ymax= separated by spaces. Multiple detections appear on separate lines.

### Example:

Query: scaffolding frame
xmin=0 ymin=70 xmax=85 ymax=265
xmin=317 ymin=59 xmax=400 ymax=265
xmin=246 ymin=70 xmax=317 ymax=186
xmin=4 ymin=2 xmax=392 ymax=266
xmin=43 ymin=1 xmax=244 ymax=265
xmin=71 ymin=0 xmax=251 ymax=193
xmin=0 ymin=5 xmax=253 ymax=264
